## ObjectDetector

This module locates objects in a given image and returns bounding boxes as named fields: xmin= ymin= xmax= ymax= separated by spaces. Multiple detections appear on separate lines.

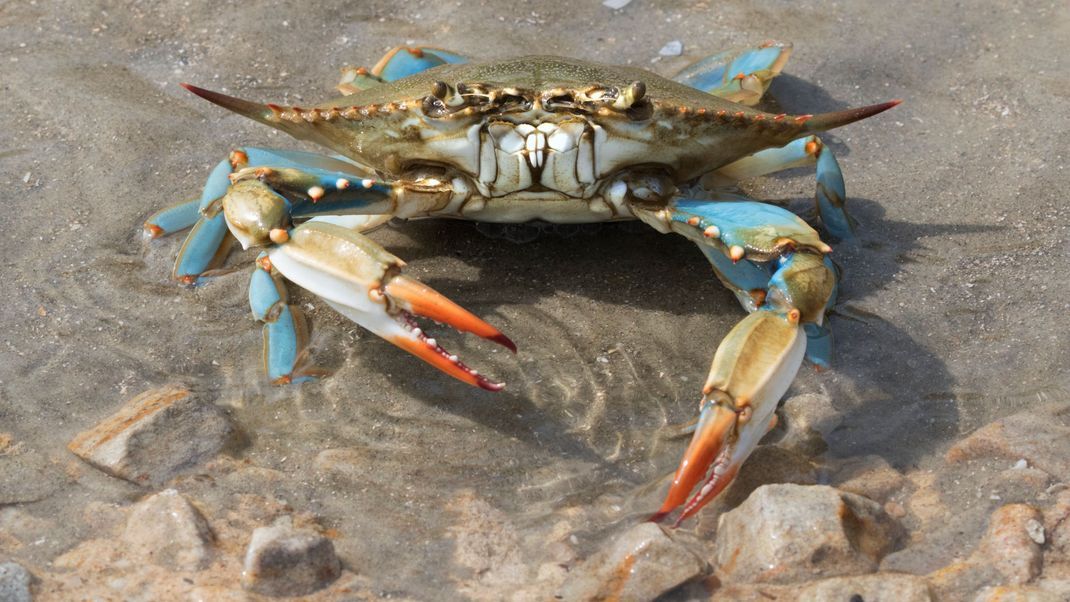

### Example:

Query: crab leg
xmin=249 ymin=252 xmax=318 ymax=384
xmin=673 ymin=41 xmax=792 ymax=106
xmin=337 ymin=46 xmax=469 ymax=94
xmin=264 ymin=220 xmax=514 ymax=390
xmin=144 ymin=199 xmax=201 ymax=237
xmin=149 ymin=146 xmax=378 ymax=284
xmin=633 ymin=196 xmax=836 ymax=524
xmin=710 ymin=136 xmax=855 ymax=239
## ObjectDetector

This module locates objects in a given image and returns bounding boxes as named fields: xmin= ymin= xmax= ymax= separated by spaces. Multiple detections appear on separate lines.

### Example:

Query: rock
xmin=122 ymin=489 xmax=213 ymax=571
xmin=776 ymin=393 xmax=842 ymax=456
xmin=797 ymin=573 xmax=933 ymax=601
xmin=977 ymin=504 xmax=1044 ymax=584
xmin=946 ymin=404 xmax=1070 ymax=477
xmin=929 ymin=560 xmax=1004 ymax=601
xmin=1044 ymin=490 xmax=1070 ymax=575
xmin=0 ymin=562 xmax=32 ymax=602
xmin=558 ymin=522 xmax=705 ymax=600
xmin=715 ymin=484 xmax=903 ymax=584
xmin=973 ymin=585 xmax=1063 ymax=601
xmin=68 ymin=385 xmax=234 ymax=485
xmin=241 ymin=518 xmax=341 ymax=597
xmin=711 ymin=445 xmax=819 ymax=511
xmin=832 ymin=455 xmax=907 ymax=503
xmin=708 ymin=582 xmax=798 ymax=601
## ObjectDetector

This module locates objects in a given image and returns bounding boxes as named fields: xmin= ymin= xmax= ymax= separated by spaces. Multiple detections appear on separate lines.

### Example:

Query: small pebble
xmin=242 ymin=518 xmax=341 ymax=597
xmin=1026 ymin=518 xmax=1045 ymax=545
xmin=602 ymin=0 xmax=632 ymax=8
xmin=658 ymin=40 xmax=683 ymax=57
xmin=1012 ymin=458 xmax=1029 ymax=470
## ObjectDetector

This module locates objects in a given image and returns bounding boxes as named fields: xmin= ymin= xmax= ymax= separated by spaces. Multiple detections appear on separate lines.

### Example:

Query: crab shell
xmin=192 ymin=56 xmax=892 ymax=223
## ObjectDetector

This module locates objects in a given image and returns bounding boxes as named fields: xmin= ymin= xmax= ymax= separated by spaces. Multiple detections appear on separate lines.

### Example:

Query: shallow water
xmin=2 ymin=0 xmax=1068 ymax=598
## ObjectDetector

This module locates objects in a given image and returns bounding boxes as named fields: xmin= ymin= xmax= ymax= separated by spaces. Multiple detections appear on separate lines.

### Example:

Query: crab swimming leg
xmin=711 ymin=135 xmax=856 ymax=240
xmin=337 ymin=46 xmax=469 ymax=94
xmin=632 ymin=196 xmax=837 ymax=524
xmin=262 ymin=220 xmax=515 ymax=390
xmin=673 ymin=40 xmax=793 ymax=106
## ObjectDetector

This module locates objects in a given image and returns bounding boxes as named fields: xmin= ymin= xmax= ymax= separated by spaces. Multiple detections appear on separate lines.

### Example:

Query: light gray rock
xmin=241 ymin=518 xmax=342 ymax=597
xmin=68 ymin=385 xmax=234 ymax=485
xmin=558 ymin=522 xmax=705 ymax=601
xmin=798 ymin=573 xmax=933 ymax=602
xmin=122 ymin=489 xmax=213 ymax=571
xmin=0 ymin=562 xmax=32 ymax=602
xmin=715 ymin=484 xmax=903 ymax=584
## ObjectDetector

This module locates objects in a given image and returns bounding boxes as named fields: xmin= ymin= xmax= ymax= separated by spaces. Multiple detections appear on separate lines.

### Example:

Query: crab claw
xmin=266 ymin=220 xmax=513 ymax=390
xmin=651 ymin=308 xmax=806 ymax=526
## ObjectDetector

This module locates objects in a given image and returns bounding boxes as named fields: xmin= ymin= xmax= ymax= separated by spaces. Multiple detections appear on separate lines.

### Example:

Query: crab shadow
xmin=366 ymin=197 xmax=998 ymax=479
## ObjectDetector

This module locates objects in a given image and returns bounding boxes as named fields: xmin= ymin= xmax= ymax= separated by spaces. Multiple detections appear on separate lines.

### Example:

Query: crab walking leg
xmin=710 ymin=136 xmax=855 ymax=239
xmin=338 ymin=47 xmax=470 ymax=94
xmin=246 ymin=216 xmax=393 ymax=385
xmin=144 ymin=199 xmax=201 ymax=237
xmin=264 ymin=221 xmax=515 ymax=390
xmin=248 ymin=253 xmax=317 ymax=384
xmin=673 ymin=41 xmax=792 ymax=106
xmin=149 ymin=146 xmax=375 ymax=284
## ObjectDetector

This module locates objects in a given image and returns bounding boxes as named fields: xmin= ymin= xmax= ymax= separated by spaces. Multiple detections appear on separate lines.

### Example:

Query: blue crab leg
xmin=249 ymin=252 xmax=318 ymax=384
xmin=673 ymin=41 xmax=793 ymax=106
xmin=167 ymin=156 xmax=235 ymax=284
xmin=248 ymin=216 xmax=393 ymax=385
xmin=226 ymin=164 xmax=395 ymax=221
xmin=144 ymin=199 xmax=201 ymax=238
xmin=632 ymin=197 xmax=837 ymax=524
xmin=713 ymin=135 xmax=856 ymax=239
xmin=370 ymin=46 xmax=469 ymax=82
xmin=337 ymin=46 xmax=468 ymax=96
xmin=264 ymin=220 xmax=514 ymax=390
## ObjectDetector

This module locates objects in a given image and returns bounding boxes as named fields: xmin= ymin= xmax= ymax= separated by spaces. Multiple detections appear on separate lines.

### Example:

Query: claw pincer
xmin=265 ymin=221 xmax=514 ymax=390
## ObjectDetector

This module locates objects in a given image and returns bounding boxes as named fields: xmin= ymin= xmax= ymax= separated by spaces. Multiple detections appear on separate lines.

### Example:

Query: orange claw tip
xmin=388 ymin=333 xmax=504 ymax=392
xmin=653 ymin=403 xmax=738 ymax=521
xmin=383 ymin=275 xmax=513 ymax=350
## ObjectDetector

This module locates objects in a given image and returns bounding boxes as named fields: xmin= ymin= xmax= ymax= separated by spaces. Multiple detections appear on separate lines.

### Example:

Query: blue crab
xmin=145 ymin=43 xmax=898 ymax=524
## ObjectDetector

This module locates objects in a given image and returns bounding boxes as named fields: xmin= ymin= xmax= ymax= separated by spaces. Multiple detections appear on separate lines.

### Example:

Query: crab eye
xmin=421 ymin=95 xmax=449 ymax=118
